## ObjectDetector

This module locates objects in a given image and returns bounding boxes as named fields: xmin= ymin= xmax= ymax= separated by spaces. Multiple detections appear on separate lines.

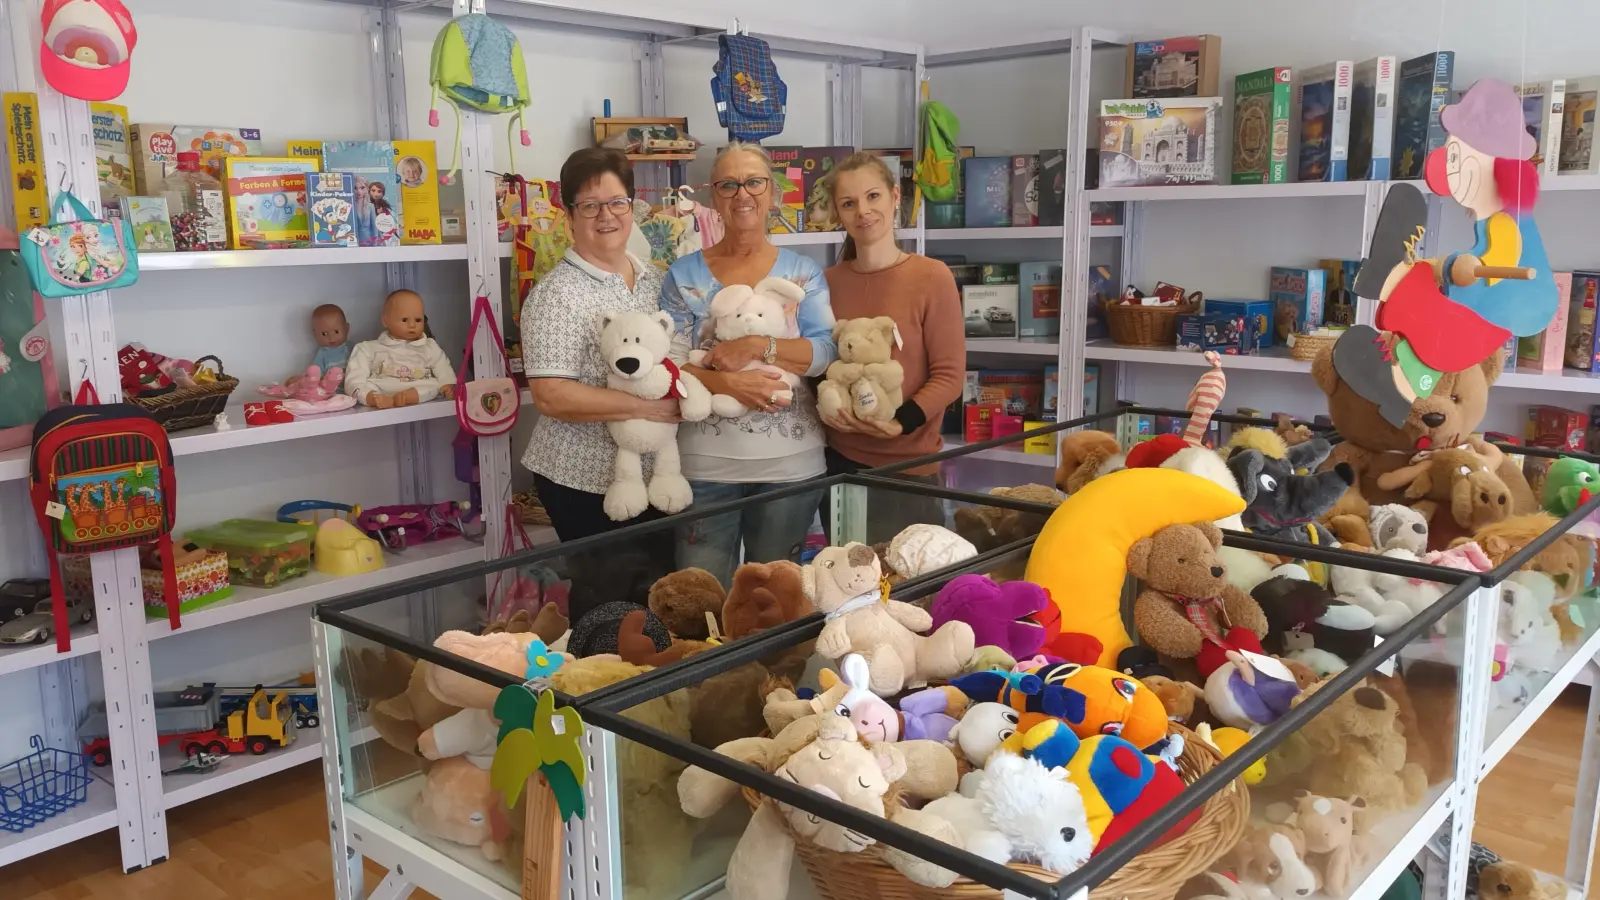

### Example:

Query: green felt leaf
xmin=491 ymin=728 xmax=540 ymax=807
xmin=494 ymin=684 xmax=538 ymax=744
xmin=543 ymin=761 xmax=587 ymax=822
xmin=532 ymin=690 xmax=587 ymax=791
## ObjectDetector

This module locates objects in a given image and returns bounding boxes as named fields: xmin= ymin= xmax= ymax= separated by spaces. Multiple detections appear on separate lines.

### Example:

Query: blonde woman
xmin=659 ymin=142 xmax=838 ymax=586
xmin=821 ymin=152 xmax=965 ymax=542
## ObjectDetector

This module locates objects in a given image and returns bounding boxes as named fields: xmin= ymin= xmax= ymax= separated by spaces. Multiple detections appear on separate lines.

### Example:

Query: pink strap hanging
xmin=455 ymin=294 xmax=519 ymax=436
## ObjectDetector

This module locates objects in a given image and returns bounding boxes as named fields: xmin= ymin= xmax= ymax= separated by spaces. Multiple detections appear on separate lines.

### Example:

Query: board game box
xmin=1037 ymin=148 xmax=1067 ymax=226
xmin=5 ymin=92 xmax=48 ymax=230
xmin=394 ymin=140 xmax=442 ymax=245
xmin=1232 ymin=67 xmax=1292 ymax=184
xmin=1099 ymin=97 xmax=1221 ymax=187
xmin=90 ymin=102 xmax=131 ymax=219
xmin=323 ymin=141 xmax=402 ymax=247
xmin=963 ymin=283 xmax=1019 ymax=338
xmin=1010 ymin=154 xmax=1039 ymax=226
xmin=1394 ymin=52 xmax=1454 ymax=179
xmin=766 ymin=145 xmax=804 ymax=233
xmin=1269 ymin=266 xmax=1327 ymax=338
xmin=307 ymin=172 xmax=358 ymax=248
xmin=1126 ymin=35 xmax=1221 ymax=99
xmin=1018 ymin=261 xmax=1061 ymax=338
xmin=963 ymin=157 xmax=1012 ymax=228
xmin=224 ymin=157 xmax=317 ymax=249
xmin=1297 ymin=61 xmax=1353 ymax=182
xmin=801 ymin=146 xmax=851 ymax=232
xmin=1519 ymin=80 xmax=1566 ymax=176
xmin=124 ymin=196 xmax=175 ymax=252
xmin=131 ymin=123 xmax=263 ymax=193
xmin=1350 ymin=56 xmax=1397 ymax=180
xmin=1559 ymin=78 xmax=1600 ymax=175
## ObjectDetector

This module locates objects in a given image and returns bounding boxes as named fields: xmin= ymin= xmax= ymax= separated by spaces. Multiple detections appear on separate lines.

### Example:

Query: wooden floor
xmin=7 ymin=689 xmax=1597 ymax=899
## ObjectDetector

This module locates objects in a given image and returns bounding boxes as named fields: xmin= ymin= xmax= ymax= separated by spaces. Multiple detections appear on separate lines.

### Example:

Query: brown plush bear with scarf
xmin=1130 ymin=521 xmax=1270 ymax=676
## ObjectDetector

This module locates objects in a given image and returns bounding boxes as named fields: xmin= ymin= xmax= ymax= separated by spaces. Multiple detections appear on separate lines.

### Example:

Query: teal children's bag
xmin=428 ymin=13 xmax=533 ymax=181
xmin=21 ymin=192 xmax=139 ymax=298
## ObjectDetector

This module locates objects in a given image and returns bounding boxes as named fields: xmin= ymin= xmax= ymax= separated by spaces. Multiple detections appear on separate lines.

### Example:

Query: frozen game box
xmin=1098 ymin=97 xmax=1221 ymax=187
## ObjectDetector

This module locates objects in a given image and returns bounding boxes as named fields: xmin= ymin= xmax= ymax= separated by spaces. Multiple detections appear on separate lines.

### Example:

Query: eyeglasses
xmin=713 ymin=177 xmax=771 ymax=198
xmin=574 ymin=197 xmax=634 ymax=219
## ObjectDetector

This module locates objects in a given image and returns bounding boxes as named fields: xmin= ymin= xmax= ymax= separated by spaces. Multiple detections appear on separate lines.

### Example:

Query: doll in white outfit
xmin=344 ymin=289 xmax=457 ymax=408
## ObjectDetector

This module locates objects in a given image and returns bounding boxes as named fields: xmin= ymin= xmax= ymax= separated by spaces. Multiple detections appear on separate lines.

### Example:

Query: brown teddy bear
xmin=952 ymin=484 xmax=1062 ymax=581
xmin=1475 ymin=860 xmax=1567 ymax=900
xmin=1056 ymin=430 xmax=1123 ymax=494
xmin=1129 ymin=521 xmax=1270 ymax=677
xmin=647 ymin=567 xmax=726 ymax=640
xmin=1312 ymin=346 xmax=1536 ymax=519
xmin=1294 ymin=680 xmax=1426 ymax=813
xmin=1374 ymin=445 xmax=1514 ymax=549
xmin=817 ymin=317 xmax=905 ymax=422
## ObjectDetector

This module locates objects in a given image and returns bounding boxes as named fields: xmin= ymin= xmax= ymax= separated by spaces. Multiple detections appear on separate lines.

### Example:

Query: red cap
xmin=39 ymin=0 xmax=137 ymax=102
xmin=1124 ymin=433 xmax=1189 ymax=469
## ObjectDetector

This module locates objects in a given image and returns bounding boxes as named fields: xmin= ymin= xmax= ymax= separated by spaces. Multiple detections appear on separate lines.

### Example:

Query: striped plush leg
xmin=1183 ymin=351 xmax=1227 ymax=445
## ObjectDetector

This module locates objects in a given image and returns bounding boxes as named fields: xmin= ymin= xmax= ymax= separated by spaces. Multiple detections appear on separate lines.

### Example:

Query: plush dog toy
xmin=808 ymin=543 xmax=975 ymax=695
xmin=922 ymin=751 xmax=1094 ymax=874
xmin=687 ymin=277 xmax=803 ymax=418
xmin=817 ymin=317 xmax=905 ymax=422
xmin=597 ymin=310 xmax=712 ymax=520
xmin=1375 ymin=446 xmax=1514 ymax=547
xmin=1056 ymin=430 xmax=1125 ymax=494
xmin=1227 ymin=440 xmax=1354 ymax=545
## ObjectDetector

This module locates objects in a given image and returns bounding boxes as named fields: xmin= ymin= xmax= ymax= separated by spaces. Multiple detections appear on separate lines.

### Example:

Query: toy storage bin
xmin=0 ymin=736 xmax=92 ymax=833
xmin=126 ymin=354 xmax=239 ymax=432
xmin=186 ymin=518 xmax=313 ymax=586
xmin=312 ymin=475 xmax=1029 ymax=900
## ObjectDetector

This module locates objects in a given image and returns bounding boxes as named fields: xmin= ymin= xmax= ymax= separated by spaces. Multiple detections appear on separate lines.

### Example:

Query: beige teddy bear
xmin=817 ymin=317 xmax=905 ymax=422
xmin=807 ymin=542 xmax=975 ymax=695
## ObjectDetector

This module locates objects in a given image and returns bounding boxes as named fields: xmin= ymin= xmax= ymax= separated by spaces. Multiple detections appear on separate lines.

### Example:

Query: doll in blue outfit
xmin=307 ymin=304 xmax=352 ymax=391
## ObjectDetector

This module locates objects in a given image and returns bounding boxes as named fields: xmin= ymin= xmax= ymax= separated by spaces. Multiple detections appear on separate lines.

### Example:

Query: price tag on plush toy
xmin=1238 ymin=649 xmax=1295 ymax=684
xmin=44 ymin=500 xmax=66 ymax=520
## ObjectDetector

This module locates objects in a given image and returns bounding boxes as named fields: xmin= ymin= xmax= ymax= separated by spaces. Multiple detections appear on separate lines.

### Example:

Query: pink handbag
xmin=456 ymin=294 xmax=519 ymax=436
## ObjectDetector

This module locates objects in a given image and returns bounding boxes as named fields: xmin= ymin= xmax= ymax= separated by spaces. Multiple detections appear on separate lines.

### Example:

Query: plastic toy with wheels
xmin=358 ymin=500 xmax=483 ymax=551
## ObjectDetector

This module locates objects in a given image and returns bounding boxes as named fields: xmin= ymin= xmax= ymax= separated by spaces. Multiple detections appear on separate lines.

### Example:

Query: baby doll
xmin=345 ymin=290 xmax=457 ymax=409
xmin=281 ymin=304 xmax=352 ymax=393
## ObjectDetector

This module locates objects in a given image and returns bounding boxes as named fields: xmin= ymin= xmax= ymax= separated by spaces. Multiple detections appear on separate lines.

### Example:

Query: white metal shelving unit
xmin=0 ymin=0 xmax=548 ymax=877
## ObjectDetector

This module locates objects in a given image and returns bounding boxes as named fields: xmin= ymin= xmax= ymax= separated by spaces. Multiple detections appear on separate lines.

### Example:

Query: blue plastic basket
xmin=0 ymin=735 xmax=91 ymax=833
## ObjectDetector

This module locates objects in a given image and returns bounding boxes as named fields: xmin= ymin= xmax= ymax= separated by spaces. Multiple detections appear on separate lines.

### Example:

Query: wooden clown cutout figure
xmin=1333 ymin=79 xmax=1557 ymax=428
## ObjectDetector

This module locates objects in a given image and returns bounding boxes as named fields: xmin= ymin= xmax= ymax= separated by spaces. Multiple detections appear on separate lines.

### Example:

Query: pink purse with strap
xmin=456 ymin=294 xmax=519 ymax=436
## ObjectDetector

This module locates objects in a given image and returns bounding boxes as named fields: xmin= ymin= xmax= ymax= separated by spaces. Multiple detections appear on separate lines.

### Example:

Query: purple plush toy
xmin=930 ymin=574 xmax=1050 ymax=660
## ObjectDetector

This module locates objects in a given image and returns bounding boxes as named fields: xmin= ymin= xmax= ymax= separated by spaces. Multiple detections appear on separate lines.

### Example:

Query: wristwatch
xmin=762 ymin=336 xmax=778 ymax=365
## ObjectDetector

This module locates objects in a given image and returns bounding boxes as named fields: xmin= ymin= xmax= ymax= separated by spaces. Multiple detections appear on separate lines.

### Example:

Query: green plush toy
xmin=1542 ymin=457 xmax=1600 ymax=516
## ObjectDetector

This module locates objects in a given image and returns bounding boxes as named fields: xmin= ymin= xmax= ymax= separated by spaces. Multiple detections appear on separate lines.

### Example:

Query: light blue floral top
xmin=660 ymin=248 xmax=838 ymax=483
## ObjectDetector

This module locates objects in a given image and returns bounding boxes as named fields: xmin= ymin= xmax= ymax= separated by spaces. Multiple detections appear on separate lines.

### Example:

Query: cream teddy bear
xmin=807 ymin=542 xmax=975 ymax=695
xmin=598 ymin=310 xmax=712 ymax=521
xmin=817 ymin=317 xmax=905 ymax=422
xmin=688 ymin=277 xmax=804 ymax=418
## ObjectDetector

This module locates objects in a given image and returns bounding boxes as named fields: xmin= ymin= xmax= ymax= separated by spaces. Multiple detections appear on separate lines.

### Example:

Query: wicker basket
xmin=514 ymin=488 xmax=553 ymax=526
xmin=127 ymin=356 xmax=238 ymax=432
xmin=1286 ymin=331 xmax=1339 ymax=363
xmin=742 ymin=725 xmax=1248 ymax=900
xmin=1104 ymin=299 xmax=1201 ymax=347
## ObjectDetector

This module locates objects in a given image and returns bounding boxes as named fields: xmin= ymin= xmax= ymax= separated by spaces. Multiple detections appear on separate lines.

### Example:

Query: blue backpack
xmin=710 ymin=34 xmax=787 ymax=142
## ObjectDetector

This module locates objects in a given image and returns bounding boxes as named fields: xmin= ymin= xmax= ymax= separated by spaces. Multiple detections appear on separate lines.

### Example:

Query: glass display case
xmin=309 ymin=406 xmax=1600 ymax=900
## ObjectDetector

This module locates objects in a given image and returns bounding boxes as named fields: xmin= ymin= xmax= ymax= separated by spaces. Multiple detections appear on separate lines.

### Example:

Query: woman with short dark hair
xmin=520 ymin=147 xmax=677 ymax=622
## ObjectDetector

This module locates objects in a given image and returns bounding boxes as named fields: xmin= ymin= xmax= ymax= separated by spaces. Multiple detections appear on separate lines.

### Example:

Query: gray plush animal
xmin=1226 ymin=439 xmax=1355 ymax=545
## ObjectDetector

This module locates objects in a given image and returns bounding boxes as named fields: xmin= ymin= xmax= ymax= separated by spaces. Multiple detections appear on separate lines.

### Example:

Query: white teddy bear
xmin=687 ymin=277 xmax=803 ymax=418
xmin=597 ymin=310 xmax=712 ymax=521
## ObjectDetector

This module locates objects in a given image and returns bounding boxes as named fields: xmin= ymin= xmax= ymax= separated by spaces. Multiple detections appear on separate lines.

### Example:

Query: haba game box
xmin=1099 ymin=97 xmax=1221 ymax=187
xmin=224 ymin=157 xmax=317 ymax=249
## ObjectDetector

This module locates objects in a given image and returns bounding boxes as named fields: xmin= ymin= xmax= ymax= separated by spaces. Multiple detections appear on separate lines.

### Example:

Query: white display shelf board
xmin=1496 ymin=367 xmax=1600 ymax=395
xmin=139 ymin=244 xmax=469 ymax=270
xmin=347 ymin=777 xmax=519 ymax=900
xmin=0 ymin=623 xmax=100 ymax=679
xmin=927 ymin=226 xmax=1064 ymax=241
xmin=1344 ymin=785 xmax=1455 ymax=900
xmin=967 ymin=337 xmax=1060 ymax=356
xmin=1085 ymin=341 xmax=1312 ymax=373
xmin=144 ymin=535 xmax=504 ymax=642
xmin=1480 ymin=625 xmax=1600 ymax=778
xmin=0 ymin=397 xmax=467 ymax=483
xmin=0 ymin=775 xmax=119 ymax=869
xmin=162 ymin=725 xmax=377 ymax=811
xmin=1086 ymin=181 xmax=1374 ymax=202
xmin=942 ymin=437 xmax=1055 ymax=468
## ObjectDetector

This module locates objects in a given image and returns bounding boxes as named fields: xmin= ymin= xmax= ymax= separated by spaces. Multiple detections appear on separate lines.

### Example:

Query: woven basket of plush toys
xmin=735 ymin=713 xmax=1245 ymax=900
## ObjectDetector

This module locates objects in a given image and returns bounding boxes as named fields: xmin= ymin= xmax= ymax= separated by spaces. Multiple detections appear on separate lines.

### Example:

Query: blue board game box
xmin=1269 ymin=266 xmax=1327 ymax=338
xmin=1203 ymin=298 xmax=1276 ymax=349
xmin=962 ymin=157 xmax=1012 ymax=228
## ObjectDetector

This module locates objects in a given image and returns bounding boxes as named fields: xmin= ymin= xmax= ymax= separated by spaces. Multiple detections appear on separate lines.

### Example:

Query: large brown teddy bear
xmin=1312 ymin=347 xmax=1536 ymax=522
xmin=1293 ymin=680 xmax=1426 ymax=813
xmin=1129 ymin=521 xmax=1269 ymax=675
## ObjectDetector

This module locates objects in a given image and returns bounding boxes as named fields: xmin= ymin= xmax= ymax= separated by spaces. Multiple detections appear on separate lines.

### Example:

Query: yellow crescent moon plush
xmin=1025 ymin=467 xmax=1246 ymax=668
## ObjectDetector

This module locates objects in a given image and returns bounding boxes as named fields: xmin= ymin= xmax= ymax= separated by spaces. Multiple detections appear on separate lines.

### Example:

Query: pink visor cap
xmin=39 ymin=0 xmax=137 ymax=102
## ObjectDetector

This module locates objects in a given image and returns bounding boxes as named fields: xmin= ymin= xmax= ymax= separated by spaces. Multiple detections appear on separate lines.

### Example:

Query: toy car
xmin=0 ymin=596 xmax=94 ymax=645
xmin=0 ymin=578 xmax=50 ymax=625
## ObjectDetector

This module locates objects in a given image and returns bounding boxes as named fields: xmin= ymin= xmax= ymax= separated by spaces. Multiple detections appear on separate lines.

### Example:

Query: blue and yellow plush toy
xmin=1016 ymin=719 xmax=1198 ymax=854
xmin=954 ymin=663 xmax=1174 ymax=756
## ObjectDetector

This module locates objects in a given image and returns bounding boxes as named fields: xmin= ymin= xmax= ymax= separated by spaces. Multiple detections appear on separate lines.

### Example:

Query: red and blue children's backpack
xmin=710 ymin=33 xmax=787 ymax=142
xmin=30 ymin=382 xmax=179 ymax=650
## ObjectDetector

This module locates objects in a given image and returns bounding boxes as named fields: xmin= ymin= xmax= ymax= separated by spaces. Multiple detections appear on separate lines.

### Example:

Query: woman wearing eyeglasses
xmin=521 ymin=147 xmax=678 ymax=622
xmin=659 ymin=142 xmax=838 ymax=587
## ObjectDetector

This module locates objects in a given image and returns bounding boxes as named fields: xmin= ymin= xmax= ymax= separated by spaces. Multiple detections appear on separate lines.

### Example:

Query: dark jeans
xmin=533 ymin=474 xmax=676 ymax=625
xmin=822 ymin=447 xmax=947 ymax=547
